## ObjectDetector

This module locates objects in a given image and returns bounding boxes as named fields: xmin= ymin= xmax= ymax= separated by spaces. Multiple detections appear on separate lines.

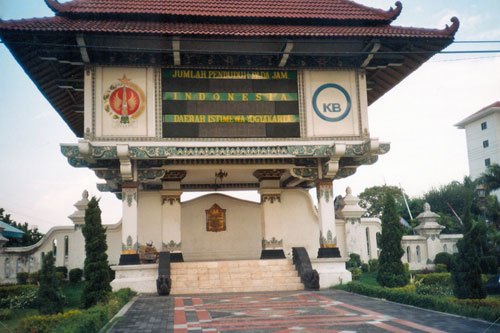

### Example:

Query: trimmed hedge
xmin=17 ymin=272 xmax=29 ymax=285
xmin=69 ymin=268 xmax=83 ymax=284
xmin=19 ymin=310 xmax=82 ymax=333
xmin=415 ymin=273 xmax=451 ymax=286
xmin=0 ymin=285 xmax=37 ymax=299
xmin=20 ymin=288 xmax=136 ymax=333
xmin=368 ymin=259 xmax=379 ymax=272
xmin=55 ymin=266 xmax=68 ymax=279
xmin=335 ymin=281 xmax=500 ymax=322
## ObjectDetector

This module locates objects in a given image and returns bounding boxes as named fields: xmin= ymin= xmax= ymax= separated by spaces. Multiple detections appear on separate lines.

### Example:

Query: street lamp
xmin=477 ymin=184 xmax=487 ymax=223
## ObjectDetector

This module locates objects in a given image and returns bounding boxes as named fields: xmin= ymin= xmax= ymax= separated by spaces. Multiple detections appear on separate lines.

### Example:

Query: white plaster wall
xmin=137 ymin=191 xmax=163 ymax=249
xmin=345 ymin=218 xmax=381 ymax=263
xmin=280 ymin=189 xmax=320 ymax=258
xmin=0 ymin=222 xmax=122 ymax=284
xmin=181 ymin=194 xmax=262 ymax=261
xmin=464 ymin=113 xmax=499 ymax=179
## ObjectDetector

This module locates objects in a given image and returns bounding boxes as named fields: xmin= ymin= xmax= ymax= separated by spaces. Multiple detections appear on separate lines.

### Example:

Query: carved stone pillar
xmin=160 ymin=171 xmax=186 ymax=262
xmin=254 ymin=169 xmax=285 ymax=259
xmin=316 ymin=180 xmax=340 ymax=258
xmin=120 ymin=183 xmax=140 ymax=265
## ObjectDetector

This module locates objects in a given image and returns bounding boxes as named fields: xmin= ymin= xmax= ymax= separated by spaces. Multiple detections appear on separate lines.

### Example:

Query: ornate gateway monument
xmin=0 ymin=0 xmax=458 ymax=292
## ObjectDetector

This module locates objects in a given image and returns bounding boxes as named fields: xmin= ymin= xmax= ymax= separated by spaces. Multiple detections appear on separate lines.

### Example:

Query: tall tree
xmin=451 ymin=190 xmax=486 ymax=299
xmin=81 ymin=197 xmax=111 ymax=308
xmin=37 ymin=251 xmax=65 ymax=314
xmin=376 ymin=193 xmax=409 ymax=287
xmin=480 ymin=163 xmax=500 ymax=194
xmin=359 ymin=185 xmax=408 ymax=218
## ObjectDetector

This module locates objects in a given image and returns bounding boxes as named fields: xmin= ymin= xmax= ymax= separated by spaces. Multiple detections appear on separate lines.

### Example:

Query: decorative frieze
xmin=162 ymin=195 xmax=180 ymax=205
xmin=291 ymin=167 xmax=317 ymax=180
xmin=253 ymin=169 xmax=285 ymax=181
xmin=137 ymin=169 xmax=166 ymax=181
xmin=262 ymin=237 xmax=283 ymax=250
xmin=316 ymin=181 xmax=333 ymax=203
xmin=122 ymin=187 xmax=137 ymax=207
xmin=122 ymin=235 xmax=138 ymax=253
xmin=162 ymin=240 xmax=181 ymax=252
xmin=162 ymin=170 xmax=187 ymax=181
xmin=95 ymin=169 xmax=121 ymax=180
xmin=261 ymin=194 xmax=281 ymax=204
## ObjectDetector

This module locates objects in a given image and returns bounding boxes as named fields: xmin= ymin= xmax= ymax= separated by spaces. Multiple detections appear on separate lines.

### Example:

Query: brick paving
xmin=109 ymin=290 xmax=500 ymax=333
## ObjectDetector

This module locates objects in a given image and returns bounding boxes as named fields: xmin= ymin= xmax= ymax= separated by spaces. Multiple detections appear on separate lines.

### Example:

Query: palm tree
xmin=480 ymin=164 xmax=500 ymax=194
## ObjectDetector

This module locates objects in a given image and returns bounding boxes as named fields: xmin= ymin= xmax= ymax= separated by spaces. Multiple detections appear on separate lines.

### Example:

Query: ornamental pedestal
xmin=120 ymin=184 xmax=140 ymax=265
xmin=316 ymin=180 xmax=340 ymax=258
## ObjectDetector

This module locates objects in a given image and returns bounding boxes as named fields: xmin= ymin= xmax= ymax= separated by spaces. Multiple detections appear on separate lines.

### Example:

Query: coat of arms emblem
xmin=103 ymin=75 xmax=146 ymax=124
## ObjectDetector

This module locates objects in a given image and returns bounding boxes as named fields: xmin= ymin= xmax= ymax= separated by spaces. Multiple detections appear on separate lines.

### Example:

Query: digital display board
xmin=162 ymin=69 xmax=299 ymax=138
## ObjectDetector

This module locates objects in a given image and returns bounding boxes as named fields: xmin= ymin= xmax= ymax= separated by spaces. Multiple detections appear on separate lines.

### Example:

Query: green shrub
xmin=480 ymin=256 xmax=499 ymax=274
xmin=403 ymin=263 xmax=409 ymax=273
xmin=17 ymin=272 xmax=29 ymax=285
xmin=56 ymin=272 xmax=65 ymax=284
xmin=19 ymin=309 xmax=82 ymax=333
xmin=37 ymin=251 xmax=65 ymax=315
xmin=0 ymin=308 xmax=11 ymax=320
xmin=368 ymin=259 xmax=379 ymax=272
xmin=434 ymin=252 xmax=454 ymax=271
xmin=416 ymin=284 xmax=454 ymax=297
xmin=69 ymin=268 xmax=83 ymax=284
xmin=349 ymin=267 xmax=362 ymax=280
xmin=0 ymin=285 xmax=36 ymax=299
xmin=334 ymin=282 xmax=500 ymax=322
xmin=361 ymin=263 xmax=369 ymax=273
xmin=415 ymin=273 xmax=451 ymax=286
xmin=50 ymin=288 xmax=136 ymax=333
xmin=56 ymin=266 xmax=68 ymax=279
xmin=346 ymin=253 xmax=361 ymax=269
xmin=28 ymin=271 xmax=39 ymax=285
xmin=435 ymin=264 xmax=448 ymax=273
xmin=0 ymin=286 xmax=39 ymax=309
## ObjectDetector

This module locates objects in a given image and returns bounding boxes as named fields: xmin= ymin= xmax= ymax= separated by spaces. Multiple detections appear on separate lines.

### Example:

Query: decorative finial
xmin=120 ymin=75 xmax=130 ymax=85
xmin=424 ymin=202 xmax=430 ymax=212
xmin=346 ymin=187 xmax=352 ymax=196
xmin=82 ymin=190 xmax=89 ymax=199
xmin=444 ymin=17 xmax=460 ymax=35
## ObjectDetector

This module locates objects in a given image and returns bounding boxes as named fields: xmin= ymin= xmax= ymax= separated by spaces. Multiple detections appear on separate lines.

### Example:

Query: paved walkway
xmin=109 ymin=290 xmax=500 ymax=333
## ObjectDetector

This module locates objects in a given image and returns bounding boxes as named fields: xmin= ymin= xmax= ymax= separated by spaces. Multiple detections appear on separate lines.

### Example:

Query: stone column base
xmin=111 ymin=263 xmax=158 ymax=293
xmin=170 ymin=252 xmax=184 ymax=262
xmin=317 ymin=247 xmax=341 ymax=258
xmin=311 ymin=258 xmax=351 ymax=289
xmin=260 ymin=249 xmax=286 ymax=259
xmin=119 ymin=253 xmax=140 ymax=265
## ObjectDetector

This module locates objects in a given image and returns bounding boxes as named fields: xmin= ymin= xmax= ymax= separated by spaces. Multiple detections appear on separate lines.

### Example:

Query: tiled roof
xmin=45 ymin=0 xmax=402 ymax=21
xmin=0 ymin=16 xmax=458 ymax=38
xmin=455 ymin=101 xmax=500 ymax=128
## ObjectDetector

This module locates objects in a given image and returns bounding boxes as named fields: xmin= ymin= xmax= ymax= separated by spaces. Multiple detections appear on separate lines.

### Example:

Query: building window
xmin=29 ymin=256 xmax=34 ymax=273
xmin=481 ymin=122 xmax=487 ymax=130
xmin=53 ymin=239 xmax=57 ymax=257
xmin=443 ymin=244 xmax=447 ymax=253
xmin=416 ymin=246 xmax=421 ymax=263
xmin=64 ymin=236 xmax=69 ymax=257
xmin=4 ymin=258 xmax=10 ymax=279
xmin=483 ymin=140 xmax=489 ymax=148
xmin=366 ymin=228 xmax=371 ymax=259
xmin=16 ymin=258 xmax=22 ymax=275
xmin=485 ymin=158 xmax=491 ymax=167
xmin=406 ymin=246 xmax=411 ymax=263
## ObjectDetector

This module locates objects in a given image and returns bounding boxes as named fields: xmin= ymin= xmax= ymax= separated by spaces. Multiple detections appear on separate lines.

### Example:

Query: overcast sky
xmin=0 ymin=0 xmax=499 ymax=232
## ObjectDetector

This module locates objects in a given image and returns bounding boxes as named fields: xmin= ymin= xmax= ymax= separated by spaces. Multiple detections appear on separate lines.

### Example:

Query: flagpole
xmin=399 ymin=183 xmax=413 ymax=220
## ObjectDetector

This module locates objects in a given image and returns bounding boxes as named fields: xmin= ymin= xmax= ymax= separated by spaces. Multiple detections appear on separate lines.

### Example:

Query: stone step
xmin=171 ymin=283 xmax=305 ymax=295
xmin=169 ymin=259 xmax=304 ymax=294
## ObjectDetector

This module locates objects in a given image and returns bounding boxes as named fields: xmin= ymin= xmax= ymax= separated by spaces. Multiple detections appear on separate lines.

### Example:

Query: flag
xmin=447 ymin=203 xmax=463 ymax=225
xmin=399 ymin=215 xmax=412 ymax=229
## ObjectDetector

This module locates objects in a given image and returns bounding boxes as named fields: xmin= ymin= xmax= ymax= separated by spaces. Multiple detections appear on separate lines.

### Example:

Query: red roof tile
xmin=45 ymin=0 xmax=402 ymax=21
xmin=0 ymin=16 xmax=457 ymax=38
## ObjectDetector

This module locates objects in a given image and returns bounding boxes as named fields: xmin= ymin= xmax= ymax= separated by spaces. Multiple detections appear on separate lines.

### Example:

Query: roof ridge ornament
xmin=384 ymin=1 xmax=403 ymax=21
xmin=444 ymin=17 xmax=460 ymax=35
xmin=45 ymin=0 xmax=63 ymax=14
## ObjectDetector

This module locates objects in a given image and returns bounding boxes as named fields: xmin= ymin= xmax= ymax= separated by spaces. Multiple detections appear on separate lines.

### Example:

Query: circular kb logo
xmin=312 ymin=84 xmax=351 ymax=122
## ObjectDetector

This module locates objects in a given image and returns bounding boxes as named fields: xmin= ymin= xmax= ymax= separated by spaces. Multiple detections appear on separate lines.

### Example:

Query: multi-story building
xmin=456 ymin=102 xmax=500 ymax=180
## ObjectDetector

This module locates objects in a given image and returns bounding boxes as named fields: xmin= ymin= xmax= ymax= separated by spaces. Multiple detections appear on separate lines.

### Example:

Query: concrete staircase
xmin=170 ymin=258 xmax=304 ymax=294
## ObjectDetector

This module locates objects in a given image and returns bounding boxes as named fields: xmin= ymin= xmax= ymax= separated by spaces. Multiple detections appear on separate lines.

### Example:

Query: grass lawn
xmin=357 ymin=271 xmax=378 ymax=287
xmin=3 ymin=281 xmax=84 ymax=331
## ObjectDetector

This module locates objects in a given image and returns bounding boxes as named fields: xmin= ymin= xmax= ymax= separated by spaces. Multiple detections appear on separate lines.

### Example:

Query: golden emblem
xmin=103 ymin=75 xmax=146 ymax=124
xmin=206 ymin=204 xmax=226 ymax=232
